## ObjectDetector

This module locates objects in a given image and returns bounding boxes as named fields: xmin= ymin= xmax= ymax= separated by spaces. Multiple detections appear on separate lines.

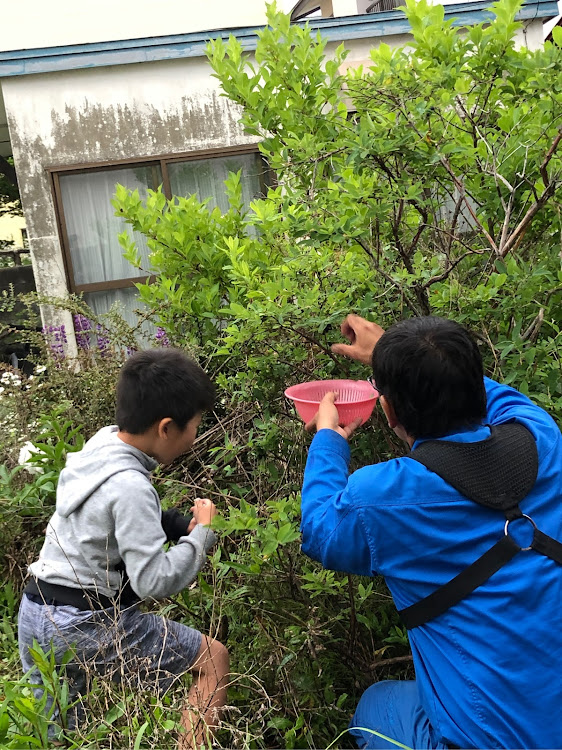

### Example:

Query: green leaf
xmin=133 ymin=720 xmax=150 ymax=750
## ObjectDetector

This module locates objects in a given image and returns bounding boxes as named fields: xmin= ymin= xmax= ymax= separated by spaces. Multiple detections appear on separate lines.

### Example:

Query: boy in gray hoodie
xmin=18 ymin=348 xmax=229 ymax=749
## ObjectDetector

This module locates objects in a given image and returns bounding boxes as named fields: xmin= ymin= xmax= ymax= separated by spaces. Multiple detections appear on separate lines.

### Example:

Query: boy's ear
xmin=157 ymin=417 xmax=174 ymax=439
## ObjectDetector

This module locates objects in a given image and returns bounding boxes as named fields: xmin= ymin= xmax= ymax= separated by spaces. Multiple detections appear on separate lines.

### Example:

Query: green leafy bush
xmin=3 ymin=0 xmax=562 ymax=746
xmin=112 ymin=0 xmax=562 ymax=743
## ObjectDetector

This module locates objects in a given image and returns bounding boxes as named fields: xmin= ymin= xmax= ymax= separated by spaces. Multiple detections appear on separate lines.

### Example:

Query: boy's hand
xmin=191 ymin=498 xmax=218 ymax=527
xmin=187 ymin=516 xmax=197 ymax=533
xmin=305 ymin=392 xmax=362 ymax=440
xmin=331 ymin=314 xmax=385 ymax=365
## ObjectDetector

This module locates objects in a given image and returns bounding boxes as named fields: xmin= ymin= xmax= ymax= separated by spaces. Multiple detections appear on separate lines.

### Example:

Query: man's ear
xmin=379 ymin=395 xmax=399 ymax=429
xmin=157 ymin=417 xmax=174 ymax=439
xmin=380 ymin=396 xmax=414 ymax=446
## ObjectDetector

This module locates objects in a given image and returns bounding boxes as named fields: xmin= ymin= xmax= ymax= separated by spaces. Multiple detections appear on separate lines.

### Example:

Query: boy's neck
xmin=117 ymin=428 xmax=158 ymax=459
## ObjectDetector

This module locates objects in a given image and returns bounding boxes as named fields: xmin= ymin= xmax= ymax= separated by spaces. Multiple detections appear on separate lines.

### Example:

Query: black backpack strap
xmin=531 ymin=528 xmax=562 ymax=565
xmin=409 ymin=423 xmax=538 ymax=512
xmin=399 ymin=535 xmax=521 ymax=630
xmin=397 ymin=423 xmax=562 ymax=630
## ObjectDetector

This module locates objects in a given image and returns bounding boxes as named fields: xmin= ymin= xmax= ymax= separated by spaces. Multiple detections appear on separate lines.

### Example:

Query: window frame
xmin=48 ymin=143 xmax=268 ymax=296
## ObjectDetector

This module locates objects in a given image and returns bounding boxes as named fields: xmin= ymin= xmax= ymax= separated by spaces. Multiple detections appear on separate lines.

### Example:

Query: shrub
xmin=3 ymin=0 xmax=562 ymax=746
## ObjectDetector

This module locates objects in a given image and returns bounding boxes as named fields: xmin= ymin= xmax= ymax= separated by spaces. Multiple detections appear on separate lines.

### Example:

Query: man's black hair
xmin=116 ymin=348 xmax=215 ymax=434
xmin=372 ymin=316 xmax=486 ymax=439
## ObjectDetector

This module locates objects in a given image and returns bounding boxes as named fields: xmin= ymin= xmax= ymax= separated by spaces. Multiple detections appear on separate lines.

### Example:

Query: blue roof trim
xmin=0 ymin=0 xmax=557 ymax=77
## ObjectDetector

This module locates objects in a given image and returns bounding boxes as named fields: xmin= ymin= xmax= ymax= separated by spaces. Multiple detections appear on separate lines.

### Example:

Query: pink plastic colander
xmin=284 ymin=379 xmax=379 ymax=426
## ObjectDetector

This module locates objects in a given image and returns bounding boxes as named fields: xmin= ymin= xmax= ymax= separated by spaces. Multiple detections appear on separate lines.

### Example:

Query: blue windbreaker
xmin=301 ymin=378 xmax=562 ymax=748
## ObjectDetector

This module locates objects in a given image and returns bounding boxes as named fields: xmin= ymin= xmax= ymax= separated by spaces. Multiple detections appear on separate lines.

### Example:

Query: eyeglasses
xmin=367 ymin=375 xmax=380 ymax=395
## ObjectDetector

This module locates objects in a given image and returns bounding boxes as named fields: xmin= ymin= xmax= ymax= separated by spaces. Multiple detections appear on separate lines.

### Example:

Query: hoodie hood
xmin=56 ymin=426 xmax=158 ymax=517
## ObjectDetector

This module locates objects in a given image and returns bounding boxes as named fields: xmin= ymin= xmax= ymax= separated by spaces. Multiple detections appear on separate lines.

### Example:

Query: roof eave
xmin=0 ymin=0 xmax=557 ymax=78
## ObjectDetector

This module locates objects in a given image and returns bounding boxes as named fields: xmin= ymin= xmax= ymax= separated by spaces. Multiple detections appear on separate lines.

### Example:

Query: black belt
xmin=24 ymin=578 xmax=136 ymax=611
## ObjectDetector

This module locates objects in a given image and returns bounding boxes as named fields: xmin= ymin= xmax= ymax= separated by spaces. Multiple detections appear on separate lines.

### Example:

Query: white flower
xmin=35 ymin=365 xmax=47 ymax=374
xmin=0 ymin=387 xmax=4 ymax=395
xmin=18 ymin=441 xmax=45 ymax=475
xmin=1 ymin=371 xmax=21 ymax=386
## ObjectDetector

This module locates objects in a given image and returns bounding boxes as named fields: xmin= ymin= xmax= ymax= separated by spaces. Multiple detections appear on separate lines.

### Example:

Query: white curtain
xmin=59 ymin=166 xmax=161 ymax=285
xmin=168 ymin=153 xmax=265 ymax=212
xmin=59 ymin=155 xmax=265 ymax=332
xmin=83 ymin=287 xmax=156 ymax=340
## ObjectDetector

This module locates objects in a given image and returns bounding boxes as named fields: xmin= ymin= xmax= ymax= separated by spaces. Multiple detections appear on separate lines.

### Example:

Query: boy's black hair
xmin=372 ymin=316 xmax=486 ymax=439
xmin=116 ymin=348 xmax=215 ymax=434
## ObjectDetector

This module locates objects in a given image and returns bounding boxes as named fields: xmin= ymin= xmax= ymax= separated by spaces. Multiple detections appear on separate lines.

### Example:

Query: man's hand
xmin=331 ymin=314 xmax=385 ymax=365
xmin=191 ymin=498 xmax=218 ymax=527
xmin=305 ymin=392 xmax=362 ymax=440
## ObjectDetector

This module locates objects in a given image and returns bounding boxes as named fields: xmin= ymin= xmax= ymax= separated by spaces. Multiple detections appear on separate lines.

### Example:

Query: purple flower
xmin=73 ymin=314 xmax=92 ymax=350
xmin=96 ymin=324 xmax=110 ymax=357
xmin=126 ymin=346 xmax=137 ymax=357
xmin=155 ymin=327 xmax=170 ymax=347
xmin=42 ymin=324 xmax=66 ymax=358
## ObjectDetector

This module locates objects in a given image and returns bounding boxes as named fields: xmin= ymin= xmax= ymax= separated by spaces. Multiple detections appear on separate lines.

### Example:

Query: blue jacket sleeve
xmin=484 ymin=377 xmax=561 ymax=445
xmin=300 ymin=429 xmax=376 ymax=576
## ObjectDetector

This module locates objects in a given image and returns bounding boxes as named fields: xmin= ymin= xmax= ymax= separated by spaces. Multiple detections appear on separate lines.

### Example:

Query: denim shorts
xmin=18 ymin=592 xmax=202 ymax=728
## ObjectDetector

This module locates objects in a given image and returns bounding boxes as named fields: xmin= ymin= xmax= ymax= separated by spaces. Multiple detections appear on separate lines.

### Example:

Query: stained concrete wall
xmin=1 ymin=55 xmax=260 ymax=341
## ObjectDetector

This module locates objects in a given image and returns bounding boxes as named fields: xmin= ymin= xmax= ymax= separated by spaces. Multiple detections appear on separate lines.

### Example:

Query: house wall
xmin=1 ymin=55 xmax=260 ymax=341
xmin=0 ymin=0 xmax=267 ymax=52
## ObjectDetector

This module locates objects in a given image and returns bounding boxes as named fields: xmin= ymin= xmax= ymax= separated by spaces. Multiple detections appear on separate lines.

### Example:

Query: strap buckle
xmin=504 ymin=514 xmax=537 ymax=552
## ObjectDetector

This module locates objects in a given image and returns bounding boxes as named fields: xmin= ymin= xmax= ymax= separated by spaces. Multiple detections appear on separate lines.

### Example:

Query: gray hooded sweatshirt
xmin=29 ymin=426 xmax=217 ymax=601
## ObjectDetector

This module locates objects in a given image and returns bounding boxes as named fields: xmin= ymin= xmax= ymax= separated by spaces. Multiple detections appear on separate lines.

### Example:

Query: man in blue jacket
xmin=301 ymin=314 xmax=562 ymax=749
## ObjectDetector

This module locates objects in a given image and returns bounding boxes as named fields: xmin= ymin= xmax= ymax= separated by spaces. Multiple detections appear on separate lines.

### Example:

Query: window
xmin=366 ymin=0 xmax=405 ymax=12
xmin=52 ymin=146 xmax=268 ymax=328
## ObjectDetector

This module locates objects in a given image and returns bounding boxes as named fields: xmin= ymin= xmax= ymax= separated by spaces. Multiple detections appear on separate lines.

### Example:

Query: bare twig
xmin=438 ymin=155 xmax=500 ymax=254
xmin=499 ymin=190 xmax=515 ymax=255
xmin=540 ymin=127 xmax=562 ymax=188
xmin=521 ymin=308 xmax=545 ymax=343
xmin=369 ymin=654 xmax=413 ymax=670
xmin=500 ymin=179 xmax=559 ymax=258
xmin=354 ymin=238 xmax=425 ymax=316
xmin=422 ymin=248 xmax=484 ymax=289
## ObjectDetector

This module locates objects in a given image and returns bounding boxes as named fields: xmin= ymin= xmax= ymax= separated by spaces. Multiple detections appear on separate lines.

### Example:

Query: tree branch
xmin=438 ymin=155 xmax=500 ymax=254
xmin=422 ymin=248 xmax=484 ymax=289
xmin=521 ymin=308 xmax=544 ymax=343
xmin=500 ymin=179 xmax=559 ymax=258
xmin=354 ymin=237 xmax=425 ymax=316
xmin=369 ymin=654 xmax=413 ymax=670
xmin=540 ymin=127 xmax=562 ymax=188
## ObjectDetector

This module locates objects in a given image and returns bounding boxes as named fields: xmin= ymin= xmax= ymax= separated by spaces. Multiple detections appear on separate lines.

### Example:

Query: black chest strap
xmin=398 ymin=423 xmax=562 ymax=630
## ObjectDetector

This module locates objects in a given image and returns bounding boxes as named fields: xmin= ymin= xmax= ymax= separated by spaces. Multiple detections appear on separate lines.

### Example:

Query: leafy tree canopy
xmin=115 ymin=0 xmax=562 ymax=412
